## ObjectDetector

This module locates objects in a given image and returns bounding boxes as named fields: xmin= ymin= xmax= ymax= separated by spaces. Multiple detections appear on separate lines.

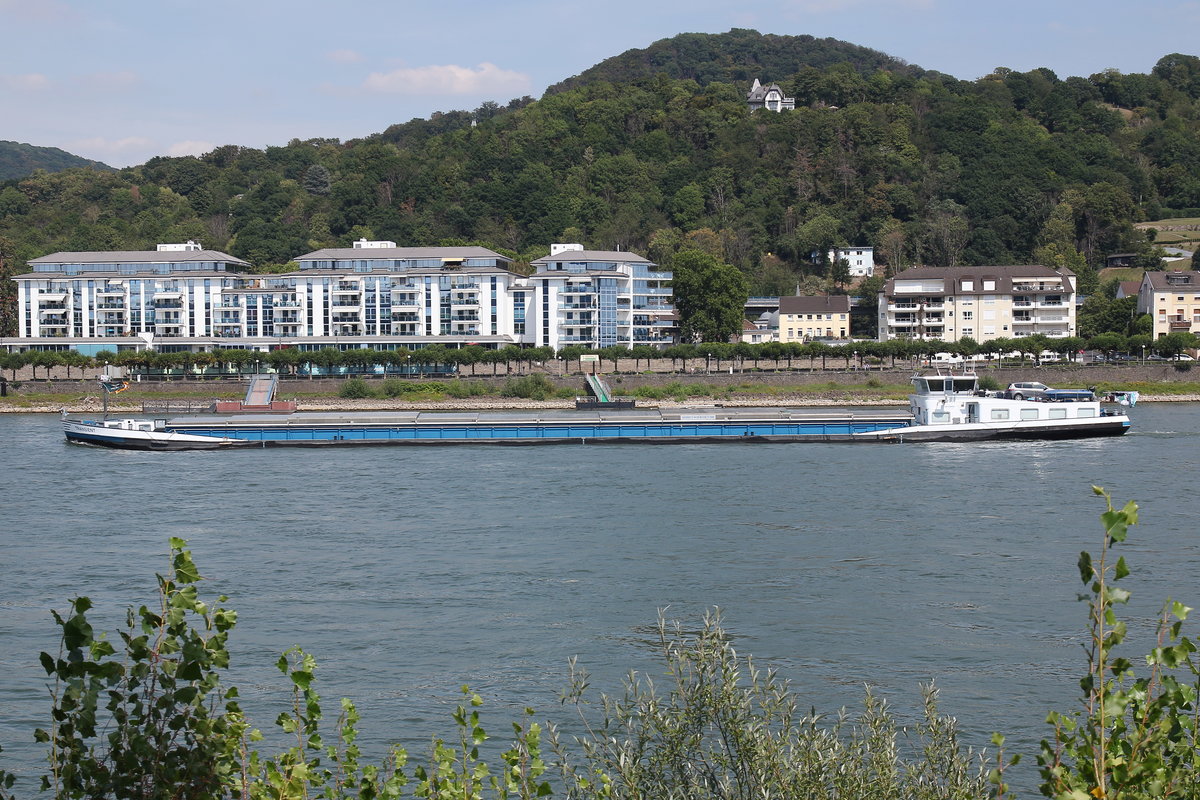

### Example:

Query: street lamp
xmin=706 ymin=352 xmax=712 ymax=373
xmin=1141 ymin=345 xmax=1146 ymax=364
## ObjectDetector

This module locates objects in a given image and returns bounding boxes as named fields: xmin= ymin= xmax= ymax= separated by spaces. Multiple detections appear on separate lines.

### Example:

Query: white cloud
xmin=2 ymin=73 xmax=52 ymax=91
xmin=167 ymin=140 xmax=216 ymax=158
xmin=327 ymin=49 xmax=364 ymax=63
xmin=362 ymin=62 xmax=531 ymax=95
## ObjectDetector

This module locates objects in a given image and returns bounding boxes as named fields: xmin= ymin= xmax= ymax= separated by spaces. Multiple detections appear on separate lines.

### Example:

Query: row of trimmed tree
xmin=2 ymin=330 xmax=1195 ymax=381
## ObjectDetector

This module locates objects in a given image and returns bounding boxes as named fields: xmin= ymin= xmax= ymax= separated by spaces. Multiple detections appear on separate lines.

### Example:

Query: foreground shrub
xmin=443 ymin=380 xmax=488 ymax=399
xmin=338 ymin=377 xmax=376 ymax=399
xmin=554 ymin=611 xmax=995 ymax=800
xmin=501 ymin=374 xmax=556 ymax=400
xmin=1037 ymin=488 xmax=1200 ymax=799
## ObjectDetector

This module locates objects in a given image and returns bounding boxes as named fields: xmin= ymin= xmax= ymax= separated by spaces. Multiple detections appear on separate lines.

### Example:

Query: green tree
xmin=670 ymin=249 xmax=750 ymax=343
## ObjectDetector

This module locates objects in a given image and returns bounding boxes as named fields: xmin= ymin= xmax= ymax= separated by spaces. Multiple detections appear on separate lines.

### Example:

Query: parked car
xmin=1006 ymin=382 xmax=1095 ymax=401
xmin=1006 ymin=382 xmax=1050 ymax=400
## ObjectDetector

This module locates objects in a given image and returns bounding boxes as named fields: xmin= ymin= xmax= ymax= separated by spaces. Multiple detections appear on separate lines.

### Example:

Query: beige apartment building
xmin=777 ymin=295 xmax=852 ymax=342
xmin=878 ymin=265 xmax=1076 ymax=343
xmin=1138 ymin=270 xmax=1200 ymax=339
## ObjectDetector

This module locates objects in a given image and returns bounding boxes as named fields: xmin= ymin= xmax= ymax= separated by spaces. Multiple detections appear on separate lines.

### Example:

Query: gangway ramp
xmin=585 ymin=374 xmax=611 ymax=403
xmin=244 ymin=374 xmax=278 ymax=406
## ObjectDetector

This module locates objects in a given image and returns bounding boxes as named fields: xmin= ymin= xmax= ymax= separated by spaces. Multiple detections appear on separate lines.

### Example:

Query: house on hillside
xmin=746 ymin=79 xmax=795 ymax=112
xmin=829 ymin=246 xmax=875 ymax=277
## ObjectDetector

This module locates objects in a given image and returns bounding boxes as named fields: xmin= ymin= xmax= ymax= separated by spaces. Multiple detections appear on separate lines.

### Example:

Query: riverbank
xmin=3 ymin=365 xmax=1195 ymax=412
xmin=4 ymin=391 xmax=1194 ymax=414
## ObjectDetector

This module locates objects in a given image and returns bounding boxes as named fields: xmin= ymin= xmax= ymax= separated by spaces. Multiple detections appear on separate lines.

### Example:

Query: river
xmin=2 ymin=405 xmax=1199 ymax=794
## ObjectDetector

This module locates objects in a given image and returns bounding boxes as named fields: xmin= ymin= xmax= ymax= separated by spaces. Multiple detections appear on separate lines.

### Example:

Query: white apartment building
xmin=878 ymin=265 xmax=1076 ymax=343
xmin=7 ymin=240 xmax=676 ymax=355
xmin=527 ymin=244 xmax=674 ymax=350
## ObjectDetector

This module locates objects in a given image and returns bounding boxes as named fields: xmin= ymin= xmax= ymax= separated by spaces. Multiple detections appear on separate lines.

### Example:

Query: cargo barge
xmin=61 ymin=371 xmax=1132 ymax=450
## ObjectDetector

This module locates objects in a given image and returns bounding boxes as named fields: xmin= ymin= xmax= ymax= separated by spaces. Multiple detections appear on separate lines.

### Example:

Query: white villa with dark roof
xmin=746 ymin=79 xmax=795 ymax=112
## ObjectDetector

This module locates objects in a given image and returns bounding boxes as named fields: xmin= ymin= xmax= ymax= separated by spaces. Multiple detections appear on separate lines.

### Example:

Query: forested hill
xmin=546 ymin=29 xmax=927 ymax=95
xmin=3 ymin=30 xmax=1200 ymax=335
xmin=0 ymin=141 xmax=113 ymax=181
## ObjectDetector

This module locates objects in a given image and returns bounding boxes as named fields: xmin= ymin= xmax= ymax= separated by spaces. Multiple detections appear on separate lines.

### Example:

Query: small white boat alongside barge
xmin=62 ymin=416 xmax=244 ymax=450
xmin=858 ymin=372 xmax=1131 ymax=442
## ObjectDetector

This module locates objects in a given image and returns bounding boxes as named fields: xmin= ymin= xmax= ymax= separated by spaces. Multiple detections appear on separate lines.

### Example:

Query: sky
xmin=3 ymin=0 xmax=1199 ymax=168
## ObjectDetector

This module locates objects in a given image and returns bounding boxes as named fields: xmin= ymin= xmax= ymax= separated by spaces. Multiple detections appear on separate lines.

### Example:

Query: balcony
xmin=450 ymin=283 xmax=480 ymax=292
xmin=96 ymin=286 xmax=125 ymax=296
xmin=392 ymin=312 xmax=420 ymax=322
xmin=889 ymin=302 xmax=918 ymax=311
xmin=1167 ymin=315 xmax=1194 ymax=330
xmin=153 ymin=300 xmax=183 ymax=309
xmin=273 ymin=300 xmax=303 ymax=308
xmin=391 ymin=293 xmax=420 ymax=309
xmin=450 ymin=313 xmax=479 ymax=322
xmin=154 ymin=289 xmax=183 ymax=299
xmin=1011 ymin=282 xmax=1065 ymax=292
xmin=38 ymin=291 xmax=69 ymax=302
xmin=561 ymin=301 xmax=596 ymax=310
xmin=333 ymin=283 xmax=361 ymax=293
xmin=96 ymin=302 xmax=127 ymax=310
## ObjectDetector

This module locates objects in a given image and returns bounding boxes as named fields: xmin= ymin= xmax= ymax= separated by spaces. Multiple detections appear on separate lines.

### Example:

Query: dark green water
xmin=2 ymin=406 xmax=1199 ymax=793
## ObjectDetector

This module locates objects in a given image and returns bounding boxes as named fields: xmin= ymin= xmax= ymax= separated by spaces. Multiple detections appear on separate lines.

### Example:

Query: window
xmin=1048 ymin=408 xmax=1067 ymax=419
xmin=962 ymin=311 xmax=973 ymax=319
xmin=1020 ymin=408 xmax=1040 ymax=420
xmin=990 ymin=409 xmax=1010 ymax=420
xmin=962 ymin=280 xmax=974 ymax=291
xmin=1077 ymin=408 xmax=1096 ymax=418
